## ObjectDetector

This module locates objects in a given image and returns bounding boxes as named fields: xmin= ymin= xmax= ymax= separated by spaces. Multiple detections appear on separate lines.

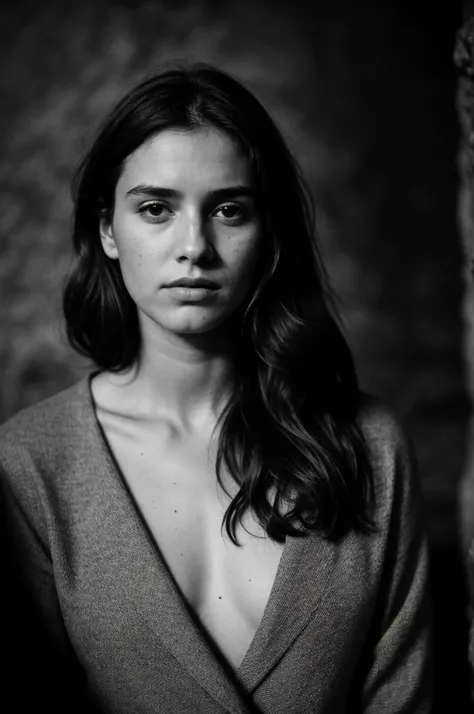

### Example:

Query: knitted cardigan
xmin=0 ymin=375 xmax=432 ymax=713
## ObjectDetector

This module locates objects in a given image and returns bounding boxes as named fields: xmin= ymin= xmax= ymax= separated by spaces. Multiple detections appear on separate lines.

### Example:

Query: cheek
xmin=226 ymin=239 xmax=262 ymax=302
xmin=229 ymin=231 xmax=261 ymax=272
xmin=112 ymin=220 xmax=158 ymax=283
xmin=115 ymin=241 xmax=157 ymax=301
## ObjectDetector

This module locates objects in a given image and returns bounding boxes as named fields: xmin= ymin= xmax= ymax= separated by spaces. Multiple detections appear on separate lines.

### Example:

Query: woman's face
xmin=100 ymin=127 xmax=262 ymax=340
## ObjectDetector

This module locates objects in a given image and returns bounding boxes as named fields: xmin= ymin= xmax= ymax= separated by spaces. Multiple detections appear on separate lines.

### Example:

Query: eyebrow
xmin=124 ymin=184 xmax=256 ymax=202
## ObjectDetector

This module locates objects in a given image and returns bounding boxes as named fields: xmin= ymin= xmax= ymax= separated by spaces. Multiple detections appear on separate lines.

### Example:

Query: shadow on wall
xmin=0 ymin=0 xmax=470 ymax=708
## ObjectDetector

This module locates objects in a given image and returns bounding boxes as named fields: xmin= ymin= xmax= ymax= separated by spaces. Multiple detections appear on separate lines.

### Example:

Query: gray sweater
xmin=0 ymin=375 xmax=432 ymax=713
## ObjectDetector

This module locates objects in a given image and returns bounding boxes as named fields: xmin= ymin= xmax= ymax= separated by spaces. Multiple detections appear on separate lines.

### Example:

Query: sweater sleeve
xmin=352 ymin=417 xmax=433 ymax=713
xmin=0 ymin=459 xmax=96 ymax=713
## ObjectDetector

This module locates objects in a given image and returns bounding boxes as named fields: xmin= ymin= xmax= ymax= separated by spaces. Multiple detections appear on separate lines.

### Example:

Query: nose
xmin=175 ymin=214 xmax=214 ymax=264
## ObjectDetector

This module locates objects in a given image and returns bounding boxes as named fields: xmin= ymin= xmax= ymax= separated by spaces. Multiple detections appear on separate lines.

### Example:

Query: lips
xmin=165 ymin=277 xmax=219 ymax=289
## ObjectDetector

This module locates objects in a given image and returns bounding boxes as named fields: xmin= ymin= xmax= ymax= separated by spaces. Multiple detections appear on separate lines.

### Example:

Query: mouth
xmin=165 ymin=277 xmax=220 ymax=289
xmin=164 ymin=276 xmax=220 ymax=303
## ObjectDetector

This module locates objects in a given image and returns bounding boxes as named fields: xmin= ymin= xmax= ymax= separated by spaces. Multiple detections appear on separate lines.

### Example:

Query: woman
xmin=1 ymin=64 xmax=432 ymax=713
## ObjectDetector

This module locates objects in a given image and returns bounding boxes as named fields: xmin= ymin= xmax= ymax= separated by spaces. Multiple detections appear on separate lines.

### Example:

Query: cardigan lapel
xmin=236 ymin=530 xmax=339 ymax=694
xmin=79 ymin=374 xmax=338 ymax=709
xmin=79 ymin=377 xmax=251 ymax=714
xmin=109 ymin=509 xmax=250 ymax=714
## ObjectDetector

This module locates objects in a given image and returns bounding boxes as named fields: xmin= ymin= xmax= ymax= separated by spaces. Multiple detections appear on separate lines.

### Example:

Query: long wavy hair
xmin=64 ymin=62 xmax=375 ymax=544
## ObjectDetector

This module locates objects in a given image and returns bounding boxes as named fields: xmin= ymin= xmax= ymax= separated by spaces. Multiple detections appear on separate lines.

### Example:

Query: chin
xmin=180 ymin=321 xmax=230 ymax=337
xmin=144 ymin=301 xmax=245 ymax=338
xmin=162 ymin=313 xmax=230 ymax=336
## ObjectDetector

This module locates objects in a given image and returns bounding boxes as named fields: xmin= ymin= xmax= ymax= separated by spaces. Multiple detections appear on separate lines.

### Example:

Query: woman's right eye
xmin=137 ymin=202 xmax=171 ymax=222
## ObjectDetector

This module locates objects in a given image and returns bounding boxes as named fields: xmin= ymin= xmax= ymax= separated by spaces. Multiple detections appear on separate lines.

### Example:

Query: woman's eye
xmin=138 ymin=202 xmax=171 ymax=222
xmin=213 ymin=203 xmax=247 ymax=223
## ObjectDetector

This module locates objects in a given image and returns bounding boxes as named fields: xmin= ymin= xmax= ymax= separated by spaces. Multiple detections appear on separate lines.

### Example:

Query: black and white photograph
xmin=0 ymin=1 xmax=471 ymax=711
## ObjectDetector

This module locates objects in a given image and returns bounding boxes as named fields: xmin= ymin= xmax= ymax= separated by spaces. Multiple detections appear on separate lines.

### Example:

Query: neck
xmin=115 ymin=318 xmax=237 ymax=431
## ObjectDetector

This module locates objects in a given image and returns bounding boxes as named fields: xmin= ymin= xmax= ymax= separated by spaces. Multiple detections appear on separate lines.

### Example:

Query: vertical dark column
xmin=455 ymin=5 xmax=474 ymax=699
xmin=456 ymin=7 xmax=474 ymax=581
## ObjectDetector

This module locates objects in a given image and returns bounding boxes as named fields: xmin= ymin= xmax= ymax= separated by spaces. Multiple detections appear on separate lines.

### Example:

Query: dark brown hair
xmin=64 ymin=62 xmax=374 ymax=544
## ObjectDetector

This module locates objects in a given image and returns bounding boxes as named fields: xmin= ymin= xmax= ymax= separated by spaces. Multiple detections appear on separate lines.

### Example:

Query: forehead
xmin=118 ymin=127 xmax=251 ymax=191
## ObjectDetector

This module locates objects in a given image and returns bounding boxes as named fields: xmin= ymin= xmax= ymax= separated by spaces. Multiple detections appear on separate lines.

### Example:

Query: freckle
xmin=249 ymin=579 xmax=251 ymax=582
xmin=174 ymin=509 xmax=178 ymax=513
xmin=218 ymin=596 xmax=222 ymax=599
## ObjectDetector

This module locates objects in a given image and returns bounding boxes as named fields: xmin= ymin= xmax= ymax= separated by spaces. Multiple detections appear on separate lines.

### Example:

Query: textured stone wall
xmin=0 ymin=0 xmax=469 ymax=706
xmin=455 ymin=11 xmax=474 ymax=568
xmin=455 ymin=8 xmax=474 ymax=691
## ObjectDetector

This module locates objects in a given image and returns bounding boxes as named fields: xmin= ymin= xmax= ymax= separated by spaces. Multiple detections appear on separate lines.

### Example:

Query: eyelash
xmin=137 ymin=202 xmax=171 ymax=221
xmin=136 ymin=201 xmax=249 ymax=225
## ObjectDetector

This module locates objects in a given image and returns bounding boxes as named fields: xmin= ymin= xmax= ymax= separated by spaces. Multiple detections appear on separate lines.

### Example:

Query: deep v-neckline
xmin=84 ymin=371 xmax=292 ymax=681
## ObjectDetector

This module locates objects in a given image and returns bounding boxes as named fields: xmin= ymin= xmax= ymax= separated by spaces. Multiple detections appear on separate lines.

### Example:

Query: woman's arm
xmin=1 ymin=466 xmax=96 ymax=712
xmin=352 ymin=418 xmax=433 ymax=713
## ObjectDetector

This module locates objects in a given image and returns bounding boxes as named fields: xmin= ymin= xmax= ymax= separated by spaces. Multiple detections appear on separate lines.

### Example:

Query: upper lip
xmin=165 ymin=277 xmax=219 ymax=289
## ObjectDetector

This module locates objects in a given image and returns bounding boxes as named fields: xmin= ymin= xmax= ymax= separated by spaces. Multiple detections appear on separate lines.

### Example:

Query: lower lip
xmin=165 ymin=286 xmax=219 ymax=301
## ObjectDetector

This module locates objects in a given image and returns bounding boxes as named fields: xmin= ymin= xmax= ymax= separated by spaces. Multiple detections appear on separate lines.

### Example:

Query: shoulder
xmin=0 ymin=374 xmax=97 ymax=494
xmin=0 ymin=376 xmax=91 ymax=449
xmin=355 ymin=391 xmax=413 ymax=459
xmin=354 ymin=392 xmax=421 ymax=523
xmin=0 ymin=373 xmax=110 ymax=553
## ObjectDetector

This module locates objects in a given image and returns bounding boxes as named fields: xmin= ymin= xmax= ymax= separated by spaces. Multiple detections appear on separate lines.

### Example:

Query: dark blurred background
xmin=0 ymin=0 xmax=469 ymax=709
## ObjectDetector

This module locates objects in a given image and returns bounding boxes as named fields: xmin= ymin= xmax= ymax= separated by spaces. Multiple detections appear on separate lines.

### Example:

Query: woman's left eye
xmin=213 ymin=203 xmax=247 ymax=223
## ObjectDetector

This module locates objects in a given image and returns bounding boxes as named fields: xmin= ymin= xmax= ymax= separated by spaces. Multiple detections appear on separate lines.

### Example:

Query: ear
xmin=99 ymin=213 xmax=119 ymax=260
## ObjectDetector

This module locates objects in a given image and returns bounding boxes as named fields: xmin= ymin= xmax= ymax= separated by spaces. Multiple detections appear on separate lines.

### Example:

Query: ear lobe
xmin=99 ymin=214 xmax=119 ymax=259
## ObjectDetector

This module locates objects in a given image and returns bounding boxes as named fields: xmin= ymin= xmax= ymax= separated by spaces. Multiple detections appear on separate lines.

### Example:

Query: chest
xmin=97 ymin=410 xmax=284 ymax=671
